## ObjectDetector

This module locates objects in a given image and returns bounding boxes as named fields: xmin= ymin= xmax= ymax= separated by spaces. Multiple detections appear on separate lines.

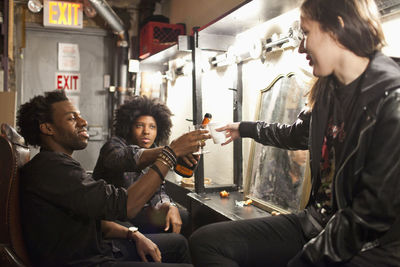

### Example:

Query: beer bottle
xmin=174 ymin=113 xmax=212 ymax=177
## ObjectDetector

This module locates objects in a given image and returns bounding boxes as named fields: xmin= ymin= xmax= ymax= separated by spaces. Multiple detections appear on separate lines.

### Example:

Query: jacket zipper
xmin=334 ymin=100 xmax=383 ymax=209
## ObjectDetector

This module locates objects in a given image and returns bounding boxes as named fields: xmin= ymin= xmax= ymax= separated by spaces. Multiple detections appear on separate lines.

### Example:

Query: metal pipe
xmin=89 ymin=0 xmax=124 ymax=35
xmin=118 ymin=34 xmax=129 ymax=105
xmin=89 ymin=0 xmax=129 ymax=98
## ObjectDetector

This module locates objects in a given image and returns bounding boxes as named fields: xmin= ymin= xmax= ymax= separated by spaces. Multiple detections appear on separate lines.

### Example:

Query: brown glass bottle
xmin=174 ymin=113 xmax=212 ymax=177
xmin=174 ymin=157 xmax=198 ymax=177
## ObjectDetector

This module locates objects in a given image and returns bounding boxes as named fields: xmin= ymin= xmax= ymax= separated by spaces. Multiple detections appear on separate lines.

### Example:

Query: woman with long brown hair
xmin=190 ymin=0 xmax=400 ymax=266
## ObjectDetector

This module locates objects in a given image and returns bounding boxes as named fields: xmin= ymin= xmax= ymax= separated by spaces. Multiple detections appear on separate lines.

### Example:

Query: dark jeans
xmin=103 ymin=233 xmax=193 ymax=267
xmin=189 ymin=214 xmax=305 ymax=267
xmin=189 ymin=214 xmax=400 ymax=267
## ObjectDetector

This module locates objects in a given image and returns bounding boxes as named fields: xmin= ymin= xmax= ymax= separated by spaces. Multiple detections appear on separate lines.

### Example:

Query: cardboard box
xmin=0 ymin=91 xmax=17 ymax=127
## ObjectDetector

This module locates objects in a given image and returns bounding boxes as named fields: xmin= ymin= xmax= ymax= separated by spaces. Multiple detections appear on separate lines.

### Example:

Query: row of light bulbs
xmin=210 ymin=21 xmax=303 ymax=68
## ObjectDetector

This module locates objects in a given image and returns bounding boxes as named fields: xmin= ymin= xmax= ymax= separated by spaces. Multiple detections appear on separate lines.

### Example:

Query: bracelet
xmin=162 ymin=150 xmax=177 ymax=165
xmin=164 ymin=145 xmax=177 ymax=159
xmin=162 ymin=148 xmax=177 ymax=166
xmin=156 ymin=158 xmax=172 ymax=169
xmin=150 ymin=164 xmax=165 ymax=182
xmin=157 ymin=153 xmax=175 ymax=169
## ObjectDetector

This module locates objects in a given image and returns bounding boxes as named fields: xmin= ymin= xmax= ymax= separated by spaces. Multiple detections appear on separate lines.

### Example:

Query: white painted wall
xmin=382 ymin=12 xmax=400 ymax=57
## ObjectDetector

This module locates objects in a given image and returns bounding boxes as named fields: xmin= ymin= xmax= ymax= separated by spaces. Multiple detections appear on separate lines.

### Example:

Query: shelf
xmin=197 ymin=0 xmax=300 ymax=51
xmin=139 ymin=44 xmax=191 ymax=72
xmin=188 ymin=191 xmax=271 ymax=224
xmin=199 ymin=0 xmax=299 ymax=36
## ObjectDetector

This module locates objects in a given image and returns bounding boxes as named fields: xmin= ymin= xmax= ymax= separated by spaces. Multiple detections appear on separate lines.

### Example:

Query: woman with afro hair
xmin=93 ymin=95 xmax=193 ymax=235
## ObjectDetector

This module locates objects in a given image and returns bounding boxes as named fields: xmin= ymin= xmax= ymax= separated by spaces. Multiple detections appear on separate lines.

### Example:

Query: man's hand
xmin=132 ymin=231 xmax=162 ymax=262
xmin=180 ymin=153 xmax=200 ymax=168
xmin=169 ymin=129 xmax=211 ymax=157
xmin=164 ymin=204 xmax=182 ymax=233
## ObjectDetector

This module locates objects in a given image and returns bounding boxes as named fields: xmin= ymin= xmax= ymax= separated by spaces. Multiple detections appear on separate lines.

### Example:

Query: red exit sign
xmin=44 ymin=0 xmax=83 ymax=29
xmin=55 ymin=72 xmax=80 ymax=91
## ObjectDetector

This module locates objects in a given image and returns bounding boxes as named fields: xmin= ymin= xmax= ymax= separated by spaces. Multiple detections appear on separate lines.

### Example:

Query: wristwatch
xmin=126 ymin=226 xmax=138 ymax=240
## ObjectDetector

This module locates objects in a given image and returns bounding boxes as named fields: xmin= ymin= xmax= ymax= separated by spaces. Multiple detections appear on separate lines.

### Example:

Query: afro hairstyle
xmin=114 ymin=95 xmax=173 ymax=145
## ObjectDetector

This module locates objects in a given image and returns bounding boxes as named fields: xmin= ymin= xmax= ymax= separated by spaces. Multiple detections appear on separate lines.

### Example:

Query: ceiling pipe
xmin=88 ymin=0 xmax=129 ymax=105
xmin=89 ymin=0 xmax=125 ymax=36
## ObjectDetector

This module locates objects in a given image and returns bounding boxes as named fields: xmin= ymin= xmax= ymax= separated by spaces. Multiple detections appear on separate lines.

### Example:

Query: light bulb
xmin=27 ymin=0 xmax=42 ymax=13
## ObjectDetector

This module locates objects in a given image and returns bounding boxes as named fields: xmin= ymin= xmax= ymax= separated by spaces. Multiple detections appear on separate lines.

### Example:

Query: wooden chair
xmin=0 ymin=123 xmax=31 ymax=266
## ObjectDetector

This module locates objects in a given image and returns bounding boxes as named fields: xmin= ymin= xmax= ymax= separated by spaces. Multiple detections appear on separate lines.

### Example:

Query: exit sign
xmin=44 ymin=0 xmax=83 ymax=29
xmin=56 ymin=72 xmax=81 ymax=92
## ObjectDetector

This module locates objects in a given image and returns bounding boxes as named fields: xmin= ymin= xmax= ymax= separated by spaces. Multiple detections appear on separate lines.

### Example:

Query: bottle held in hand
xmin=174 ymin=156 xmax=198 ymax=178
xmin=174 ymin=113 xmax=212 ymax=177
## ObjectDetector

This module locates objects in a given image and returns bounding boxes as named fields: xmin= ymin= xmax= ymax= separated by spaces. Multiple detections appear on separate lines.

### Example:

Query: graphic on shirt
xmin=318 ymin=117 xmax=346 ymax=211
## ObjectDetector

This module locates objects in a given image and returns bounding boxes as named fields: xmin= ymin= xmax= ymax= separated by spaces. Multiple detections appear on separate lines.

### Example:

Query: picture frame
xmin=244 ymin=73 xmax=311 ymax=214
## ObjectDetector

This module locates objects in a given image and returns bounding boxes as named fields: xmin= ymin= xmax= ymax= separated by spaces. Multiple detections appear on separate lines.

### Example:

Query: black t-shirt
xmin=316 ymin=74 xmax=364 ymax=214
xmin=20 ymin=150 xmax=128 ymax=267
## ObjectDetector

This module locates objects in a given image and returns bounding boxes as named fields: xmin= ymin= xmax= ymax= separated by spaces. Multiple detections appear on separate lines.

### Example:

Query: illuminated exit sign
xmin=44 ymin=0 xmax=83 ymax=29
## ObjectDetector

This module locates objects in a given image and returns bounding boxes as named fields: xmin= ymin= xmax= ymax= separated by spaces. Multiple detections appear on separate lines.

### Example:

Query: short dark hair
xmin=114 ymin=96 xmax=173 ymax=145
xmin=17 ymin=90 xmax=68 ymax=146
xmin=301 ymin=0 xmax=386 ymax=57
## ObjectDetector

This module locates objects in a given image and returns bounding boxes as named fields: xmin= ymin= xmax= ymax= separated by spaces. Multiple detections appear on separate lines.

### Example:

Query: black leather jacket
xmin=239 ymin=52 xmax=400 ymax=264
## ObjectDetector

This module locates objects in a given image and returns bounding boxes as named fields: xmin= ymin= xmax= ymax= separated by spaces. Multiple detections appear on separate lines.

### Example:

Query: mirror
xmin=244 ymin=73 xmax=311 ymax=214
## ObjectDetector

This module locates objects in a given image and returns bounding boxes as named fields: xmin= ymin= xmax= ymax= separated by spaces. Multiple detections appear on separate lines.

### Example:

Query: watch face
xmin=127 ymin=226 xmax=138 ymax=240
xmin=129 ymin=226 xmax=138 ymax=232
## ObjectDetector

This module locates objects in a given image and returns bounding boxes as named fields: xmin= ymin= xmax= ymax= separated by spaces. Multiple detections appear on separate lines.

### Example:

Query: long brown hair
xmin=301 ymin=0 xmax=386 ymax=108
xmin=301 ymin=0 xmax=385 ymax=57
xmin=305 ymin=77 xmax=322 ymax=109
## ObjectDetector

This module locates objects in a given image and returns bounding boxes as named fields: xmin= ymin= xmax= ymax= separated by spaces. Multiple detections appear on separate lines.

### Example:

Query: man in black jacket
xmin=17 ymin=90 xmax=208 ymax=266
xmin=189 ymin=0 xmax=400 ymax=266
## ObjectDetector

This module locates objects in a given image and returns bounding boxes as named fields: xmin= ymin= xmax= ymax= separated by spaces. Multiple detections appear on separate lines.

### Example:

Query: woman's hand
xmin=217 ymin=122 xmax=241 ymax=145
xmin=132 ymin=231 xmax=162 ymax=262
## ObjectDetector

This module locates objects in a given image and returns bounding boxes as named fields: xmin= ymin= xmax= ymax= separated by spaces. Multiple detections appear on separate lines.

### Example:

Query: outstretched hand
xmin=216 ymin=122 xmax=241 ymax=145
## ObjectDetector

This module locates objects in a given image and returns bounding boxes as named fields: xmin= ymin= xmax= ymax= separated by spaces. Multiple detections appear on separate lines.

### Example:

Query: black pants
xmin=189 ymin=214 xmax=305 ymax=267
xmin=189 ymin=214 xmax=400 ymax=267
xmin=103 ymin=233 xmax=193 ymax=267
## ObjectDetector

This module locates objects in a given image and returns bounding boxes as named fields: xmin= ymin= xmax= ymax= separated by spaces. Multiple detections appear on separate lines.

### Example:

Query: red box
xmin=139 ymin=22 xmax=185 ymax=59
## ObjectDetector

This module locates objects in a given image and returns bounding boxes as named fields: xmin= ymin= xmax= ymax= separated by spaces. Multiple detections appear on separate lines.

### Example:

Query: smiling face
xmin=298 ymin=15 xmax=342 ymax=78
xmin=45 ymin=100 xmax=89 ymax=155
xmin=131 ymin=115 xmax=157 ymax=148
